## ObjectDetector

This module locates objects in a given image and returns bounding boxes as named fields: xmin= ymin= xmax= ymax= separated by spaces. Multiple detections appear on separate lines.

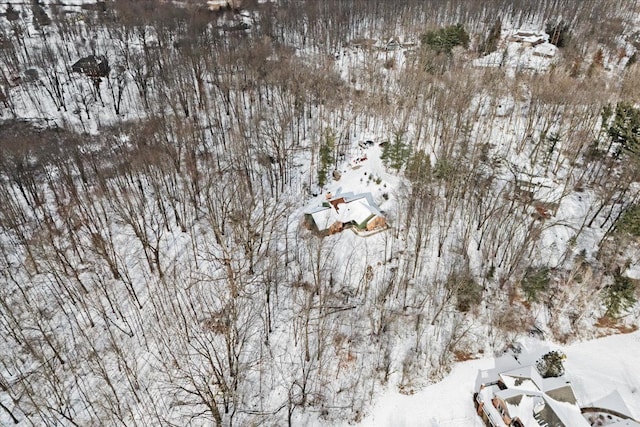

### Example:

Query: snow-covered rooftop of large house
xmin=335 ymin=196 xmax=376 ymax=224
xmin=305 ymin=192 xmax=385 ymax=234
xmin=475 ymin=352 xmax=640 ymax=427
xmin=478 ymin=365 xmax=589 ymax=427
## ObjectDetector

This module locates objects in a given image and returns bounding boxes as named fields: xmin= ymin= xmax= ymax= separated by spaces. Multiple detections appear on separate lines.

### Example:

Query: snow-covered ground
xmin=2 ymin=2 xmax=640 ymax=426
xmin=352 ymin=330 xmax=640 ymax=427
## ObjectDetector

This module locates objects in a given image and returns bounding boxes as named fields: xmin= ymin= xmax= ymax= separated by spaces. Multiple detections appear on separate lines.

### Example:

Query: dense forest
xmin=1 ymin=0 xmax=640 ymax=425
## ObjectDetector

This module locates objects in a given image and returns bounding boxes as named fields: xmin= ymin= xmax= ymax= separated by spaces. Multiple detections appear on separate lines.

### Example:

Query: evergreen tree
xmin=521 ymin=266 xmax=550 ymax=302
xmin=607 ymin=102 xmax=640 ymax=156
xmin=421 ymin=24 xmax=470 ymax=55
xmin=536 ymin=351 xmax=566 ymax=378
xmin=603 ymin=273 xmax=637 ymax=318
xmin=615 ymin=204 xmax=640 ymax=236
xmin=381 ymin=131 xmax=411 ymax=172
xmin=317 ymin=129 xmax=335 ymax=187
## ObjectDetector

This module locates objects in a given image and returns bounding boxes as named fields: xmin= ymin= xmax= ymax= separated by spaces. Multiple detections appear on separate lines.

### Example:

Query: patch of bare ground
xmin=594 ymin=316 xmax=638 ymax=337
xmin=453 ymin=350 xmax=477 ymax=362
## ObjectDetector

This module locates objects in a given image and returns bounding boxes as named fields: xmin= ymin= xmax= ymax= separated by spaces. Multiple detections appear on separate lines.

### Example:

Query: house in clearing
xmin=304 ymin=192 xmax=387 ymax=236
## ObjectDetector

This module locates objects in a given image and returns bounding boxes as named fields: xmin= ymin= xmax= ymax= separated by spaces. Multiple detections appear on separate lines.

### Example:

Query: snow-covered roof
xmin=305 ymin=192 xmax=383 ymax=231
xmin=335 ymin=198 xmax=375 ymax=225
xmin=500 ymin=365 xmax=544 ymax=390
xmin=306 ymin=205 xmax=330 ymax=214
xmin=207 ymin=0 xmax=240 ymax=10
xmin=542 ymin=376 xmax=573 ymax=393
xmin=475 ymin=354 xmax=520 ymax=390
xmin=588 ymin=390 xmax=636 ymax=419
xmin=496 ymin=387 xmax=530 ymax=401
xmin=545 ymin=397 xmax=591 ymax=427
xmin=309 ymin=207 xmax=334 ymax=231
xmin=504 ymin=394 xmax=542 ymax=426
xmin=367 ymin=332 xmax=640 ymax=426
xmin=497 ymin=387 xmax=589 ymax=427
xmin=480 ymin=361 xmax=590 ymax=427
xmin=509 ymin=29 xmax=548 ymax=44
xmin=533 ymin=42 xmax=558 ymax=58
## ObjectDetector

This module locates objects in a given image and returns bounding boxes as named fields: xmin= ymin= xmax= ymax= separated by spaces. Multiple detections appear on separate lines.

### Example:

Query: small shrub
xmin=432 ymin=158 xmax=455 ymax=180
xmin=6 ymin=4 xmax=20 ymax=21
xmin=536 ymin=350 xmax=566 ymax=378
xmin=447 ymin=272 xmax=483 ymax=312
xmin=593 ymin=48 xmax=604 ymax=68
xmin=384 ymin=57 xmax=396 ymax=70
xmin=521 ymin=266 xmax=550 ymax=302
xmin=485 ymin=265 xmax=495 ymax=280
